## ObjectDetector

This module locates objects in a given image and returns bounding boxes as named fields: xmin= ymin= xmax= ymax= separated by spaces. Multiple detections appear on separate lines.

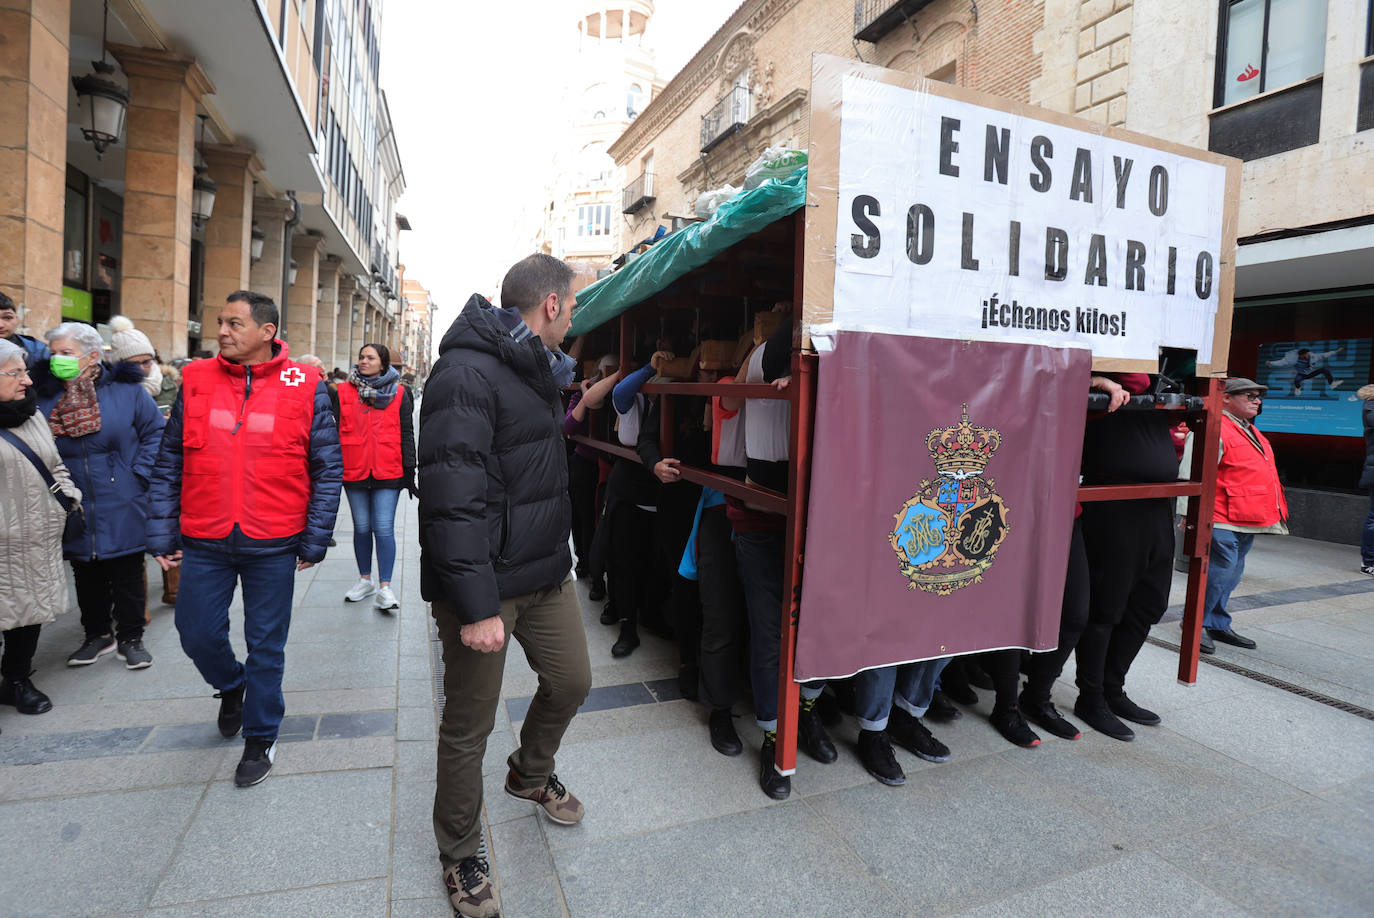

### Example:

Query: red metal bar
xmin=568 ymin=435 xmax=788 ymax=514
xmin=1178 ymin=378 xmax=1224 ymax=684
xmin=1078 ymin=483 xmax=1202 ymax=502
xmin=642 ymin=381 xmax=787 ymax=399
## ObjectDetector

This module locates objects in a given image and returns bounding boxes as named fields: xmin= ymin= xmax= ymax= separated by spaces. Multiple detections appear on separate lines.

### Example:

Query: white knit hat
xmin=108 ymin=315 xmax=155 ymax=363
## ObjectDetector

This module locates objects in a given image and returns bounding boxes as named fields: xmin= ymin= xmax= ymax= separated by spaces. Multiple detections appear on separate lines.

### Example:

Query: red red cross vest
xmin=1214 ymin=415 xmax=1289 ymax=527
xmin=178 ymin=344 xmax=320 ymax=540
xmin=338 ymin=381 xmax=403 ymax=482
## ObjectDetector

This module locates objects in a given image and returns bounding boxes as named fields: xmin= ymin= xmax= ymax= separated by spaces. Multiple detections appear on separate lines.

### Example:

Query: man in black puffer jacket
xmin=419 ymin=254 xmax=591 ymax=918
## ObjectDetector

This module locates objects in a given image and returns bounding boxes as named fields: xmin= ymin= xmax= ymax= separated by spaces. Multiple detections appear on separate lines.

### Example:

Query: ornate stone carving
xmin=753 ymin=58 xmax=776 ymax=109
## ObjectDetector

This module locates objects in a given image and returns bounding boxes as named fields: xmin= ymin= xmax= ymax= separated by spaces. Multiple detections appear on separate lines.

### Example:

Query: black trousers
xmin=71 ymin=552 xmax=147 ymax=642
xmin=0 ymin=624 xmax=41 ymax=680
xmin=1024 ymin=518 xmax=1090 ymax=702
xmin=696 ymin=504 xmax=747 ymax=710
xmin=608 ymin=502 xmax=661 ymax=631
xmin=1075 ymin=499 xmax=1172 ymax=700
xmin=568 ymin=453 xmax=599 ymax=575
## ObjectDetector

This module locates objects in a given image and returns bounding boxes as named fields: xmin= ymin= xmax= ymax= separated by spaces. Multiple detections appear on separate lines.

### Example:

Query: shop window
xmin=1360 ymin=0 xmax=1374 ymax=131
xmin=63 ymin=169 xmax=88 ymax=289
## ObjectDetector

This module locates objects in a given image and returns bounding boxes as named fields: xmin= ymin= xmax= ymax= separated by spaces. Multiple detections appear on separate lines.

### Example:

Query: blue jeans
xmin=175 ymin=546 xmax=297 ymax=740
xmin=1362 ymin=491 xmax=1373 ymax=568
xmin=345 ymin=485 xmax=401 ymax=582
xmin=734 ymin=529 xmax=824 ymax=730
xmin=853 ymin=658 xmax=952 ymax=730
xmin=1203 ymin=529 xmax=1255 ymax=632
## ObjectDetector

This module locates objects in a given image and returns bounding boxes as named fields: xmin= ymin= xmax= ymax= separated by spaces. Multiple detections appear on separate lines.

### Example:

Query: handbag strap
xmin=0 ymin=427 xmax=78 ymax=514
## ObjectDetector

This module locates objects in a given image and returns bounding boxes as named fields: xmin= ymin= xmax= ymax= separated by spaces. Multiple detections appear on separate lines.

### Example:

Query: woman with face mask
xmin=0 ymin=338 xmax=82 ymax=720
xmin=338 ymin=343 xmax=416 ymax=613
xmin=34 ymin=322 xmax=165 ymax=671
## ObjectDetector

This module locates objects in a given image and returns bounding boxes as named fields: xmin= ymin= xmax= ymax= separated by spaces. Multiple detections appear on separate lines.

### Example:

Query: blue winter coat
xmin=35 ymin=361 xmax=165 ymax=561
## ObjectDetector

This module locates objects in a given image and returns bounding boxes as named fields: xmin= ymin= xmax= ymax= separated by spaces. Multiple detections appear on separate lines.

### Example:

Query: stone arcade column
xmin=111 ymin=45 xmax=214 ymax=359
xmin=315 ymin=254 xmax=341 ymax=368
xmin=286 ymin=232 xmax=324 ymax=354
xmin=0 ymin=0 xmax=69 ymax=336
xmin=248 ymin=196 xmax=291 ymax=315
xmin=198 ymin=146 xmax=261 ymax=351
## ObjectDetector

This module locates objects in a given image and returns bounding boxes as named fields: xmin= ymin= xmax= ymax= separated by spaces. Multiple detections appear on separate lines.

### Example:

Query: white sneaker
xmin=344 ymin=578 xmax=375 ymax=602
xmin=1330 ymin=379 xmax=1344 ymax=390
xmin=376 ymin=585 xmax=399 ymax=611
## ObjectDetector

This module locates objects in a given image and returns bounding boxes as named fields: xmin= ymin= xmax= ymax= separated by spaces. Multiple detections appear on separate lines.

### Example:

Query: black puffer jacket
xmin=418 ymin=294 xmax=572 ymax=623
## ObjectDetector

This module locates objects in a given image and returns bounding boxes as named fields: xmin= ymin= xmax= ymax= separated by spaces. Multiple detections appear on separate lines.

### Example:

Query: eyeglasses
xmin=131 ymin=358 xmax=156 ymax=369
xmin=1234 ymin=392 xmax=1264 ymax=401
xmin=0 ymin=368 xmax=31 ymax=379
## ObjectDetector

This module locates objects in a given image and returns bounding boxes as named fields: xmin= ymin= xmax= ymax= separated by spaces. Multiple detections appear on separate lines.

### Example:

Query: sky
xmin=382 ymin=0 xmax=744 ymax=352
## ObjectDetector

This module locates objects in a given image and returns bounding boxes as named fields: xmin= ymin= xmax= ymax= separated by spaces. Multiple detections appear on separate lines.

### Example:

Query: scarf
xmin=49 ymin=368 xmax=102 ymax=439
xmin=0 ymin=389 xmax=37 ymax=428
xmin=494 ymin=305 xmax=576 ymax=389
xmin=141 ymin=362 xmax=163 ymax=399
xmin=349 ymin=365 xmax=401 ymax=409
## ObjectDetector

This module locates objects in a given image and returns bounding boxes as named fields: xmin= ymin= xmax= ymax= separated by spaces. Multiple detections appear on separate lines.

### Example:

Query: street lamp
xmin=71 ymin=1 xmax=128 ymax=159
xmin=250 ymin=223 xmax=265 ymax=262
xmin=288 ymin=259 xmax=299 ymax=286
xmin=190 ymin=116 xmax=217 ymax=227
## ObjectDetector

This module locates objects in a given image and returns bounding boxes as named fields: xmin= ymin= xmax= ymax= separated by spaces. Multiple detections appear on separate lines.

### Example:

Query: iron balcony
xmin=700 ymin=85 xmax=750 ymax=153
xmin=854 ymin=0 xmax=935 ymax=43
xmin=622 ymin=172 xmax=655 ymax=215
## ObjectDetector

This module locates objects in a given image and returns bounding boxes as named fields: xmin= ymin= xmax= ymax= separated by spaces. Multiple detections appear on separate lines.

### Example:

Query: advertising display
xmin=1253 ymin=337 xmax=1372 ymax=437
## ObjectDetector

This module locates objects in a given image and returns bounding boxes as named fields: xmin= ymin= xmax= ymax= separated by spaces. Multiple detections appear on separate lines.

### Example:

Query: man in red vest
xmin=147 ymin=291 xmax=342 ymax=787
xmin=1198 ymin=377 xmax=1288 ymax=655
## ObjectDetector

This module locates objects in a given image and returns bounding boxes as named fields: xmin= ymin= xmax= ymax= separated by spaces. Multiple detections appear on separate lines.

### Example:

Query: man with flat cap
xmin=1190 ymin=377 xmax=1288 ymax=654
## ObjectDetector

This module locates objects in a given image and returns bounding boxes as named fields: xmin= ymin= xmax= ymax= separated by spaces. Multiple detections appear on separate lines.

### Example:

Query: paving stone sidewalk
xmin=2 ymin=487 xmax=1371 ymax=918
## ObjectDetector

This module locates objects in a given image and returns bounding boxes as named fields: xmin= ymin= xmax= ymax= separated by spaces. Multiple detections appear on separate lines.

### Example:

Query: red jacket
xmin=179 ymin=345 xmax=322 ymax=540
xmin=1215 ymin=415 xmax=1288 ymax=527
xmin=338 ymin=382 xmax=404 ymax=482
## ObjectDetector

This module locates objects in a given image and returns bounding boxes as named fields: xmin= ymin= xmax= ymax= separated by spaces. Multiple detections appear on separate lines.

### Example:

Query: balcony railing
xmin=622 ymin=172 xmax=655 ymax=215
xmin=700 ymin=85 xmax=750 ymax=153
xmin=854 ymin=0 xmax=935 ymax=43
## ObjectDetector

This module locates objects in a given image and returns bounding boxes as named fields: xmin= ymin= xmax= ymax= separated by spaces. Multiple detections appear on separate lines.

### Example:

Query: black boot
xmin=758 ymin=734 xmax=791 ymax=800
xmin=798 ymin=699 xmax=837 ymax=763
xmin=611 ymin=622 xmax=640 ymax=658
xmin=0 ymin=675 xmax=52 ymax=715
xmin=708 ymin=708 xmax=742 ymax=756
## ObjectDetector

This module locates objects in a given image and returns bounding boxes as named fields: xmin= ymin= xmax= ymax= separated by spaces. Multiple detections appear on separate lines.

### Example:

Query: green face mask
xmin=50 ymin=355 xmax=83 ymax=380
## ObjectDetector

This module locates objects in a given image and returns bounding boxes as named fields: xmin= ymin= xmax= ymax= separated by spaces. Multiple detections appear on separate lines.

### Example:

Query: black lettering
xmin=1148 ymin=165 xmax=1169 ymax=216
xmin=1011 ymin=301 xmax=1024 ymax=327
xmin=1029 ymin=136 xmax=1053 ymax=192
xmin=939 ymin=117 xmax=961 ymax=177
xmin=1060 ymin=309 xmax=1072 ymax=330
xmin=984 ymin=124 xmax=1010 ymax=184
xmin=850 ymin=195 xmax=881 ymax=259
xmin=1069 ymin=148 xmax=1094 ymax=203
xmin=1124 ymin=240 xmax=1146 ymax=291
xmin=1120 ymin=311 xmax=1126 ymax=334
xmin=1109 ymin=314 xmax=1121 ymax=335
xmin=1075 ymin=307 xmax=1087 ymax=332
xmin=905 ymin=204 xmax=934 ymax=264
xmin=1113 ymin=156 xmax=1133 ymax=209
xmin=1195 ymin=251 xmax=1214 ymax=299
xmin=1084 ymin=234 xmax=1108 ymax=287
xmin=1045 ymin=227 xmax=1068 ymax=281
xmin=982 ymin=302 xmax=989 ymax=328
xmin=1000 ymin=303 xmax=1011 ymax=325
xmin=1008 ymin=220 xmax=1021 ymax=276
xmin=961 ymin=212 xmax=979 ymax=270
xmin=1167 ymin=246 xmax=1178 ymax=295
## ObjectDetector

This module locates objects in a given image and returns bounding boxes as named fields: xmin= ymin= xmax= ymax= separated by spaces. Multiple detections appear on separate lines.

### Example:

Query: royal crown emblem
xmin=890 ymin=405 xmax=1010 ymax=595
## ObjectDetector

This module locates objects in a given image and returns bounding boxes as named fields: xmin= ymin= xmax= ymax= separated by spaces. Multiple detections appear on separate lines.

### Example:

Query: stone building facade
xmin=609 ymin=0 xmax=1373 ymax=537
xmin=1 ymin=0 xmax=410 ymax=365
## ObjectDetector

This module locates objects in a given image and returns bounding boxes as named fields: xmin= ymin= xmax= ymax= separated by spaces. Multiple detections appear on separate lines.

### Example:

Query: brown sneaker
xmin=504 ymin=770 xmax=585 ymax=825
xmin=444 ymin=856 xmax=500 ymax=918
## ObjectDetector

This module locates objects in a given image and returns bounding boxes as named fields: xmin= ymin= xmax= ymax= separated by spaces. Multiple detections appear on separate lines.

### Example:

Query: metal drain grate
xmin=1146 ymin=635 xmax=1374 ymax=721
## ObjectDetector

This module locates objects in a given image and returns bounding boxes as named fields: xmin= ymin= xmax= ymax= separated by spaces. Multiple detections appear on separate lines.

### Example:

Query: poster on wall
xmin=804 ymin=53 xmax=1243 ymax=374
xmin=1253 ymin=338 xmax=1372 ymax=437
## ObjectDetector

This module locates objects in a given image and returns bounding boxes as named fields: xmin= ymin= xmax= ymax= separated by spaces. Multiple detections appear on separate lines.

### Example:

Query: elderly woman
xmin=35 ymin=322 xmax=164 ymax=670
xmin=0 ymin=338 xmax=81 ymax=718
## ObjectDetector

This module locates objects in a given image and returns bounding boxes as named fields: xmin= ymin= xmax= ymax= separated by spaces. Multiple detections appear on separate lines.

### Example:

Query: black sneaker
xmin=798 ymin=701 xmax=838 ymax=763
xmin=857 ymin=729 xmax=906 ymax=786
xmin=116 ymin=639 xmax=153 ymax=670
xmin=1018 ymin=693 xmax=1081 ymax=740
xmin=926 ymin=689 xmax=963 ymax=722
xmin=215 ymin=685 xmax=246 ymax=738
xmin=0 ymin=675 xmax=52 ymax=714
xmin=886 ymin=706 xmax=950 ymax=763
xmin=611 ymin=622 xmax=639 ymax=657
xmin=1107 ymin=692 xmax=1161 ymax=726
xmin=1074 ymin=696 xmax=1134 ymax=741
xmin=444 ymin=855 xmax=500 ymax=918
xmin=588 ymin=580 xmax=607 ymax=602
xmin=708 ymin=708 xmax=742 ymax=757
xmin=758 ymin=735 xmax=791 ymax=800
xmin=67 ymin=634 xmax=115 ymax=666
xmin=234 ymin=738 xmax=276 ymax=787
xmin=599 ymin=603 xmax=618 ymax=626
xmin=989 ymin=706 xmax=1042 ymax=747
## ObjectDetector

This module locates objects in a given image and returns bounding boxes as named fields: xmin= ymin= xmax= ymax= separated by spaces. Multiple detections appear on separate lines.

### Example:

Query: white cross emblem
xmin=281 ymin=367 xmax=306 ymax=387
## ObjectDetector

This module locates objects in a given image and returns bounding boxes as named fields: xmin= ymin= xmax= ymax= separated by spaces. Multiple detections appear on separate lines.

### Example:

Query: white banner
xmin=833 ymin=76 xmax=1228 ymax=362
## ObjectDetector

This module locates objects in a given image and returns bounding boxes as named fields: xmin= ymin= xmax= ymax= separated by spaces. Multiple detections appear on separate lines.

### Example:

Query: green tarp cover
xmin=569 ymin=166 xmax=808 ymax=336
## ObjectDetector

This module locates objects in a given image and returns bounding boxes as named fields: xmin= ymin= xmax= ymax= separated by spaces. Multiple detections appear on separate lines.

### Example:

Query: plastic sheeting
xmin=568 ymin=166 xmax=808 ymax=337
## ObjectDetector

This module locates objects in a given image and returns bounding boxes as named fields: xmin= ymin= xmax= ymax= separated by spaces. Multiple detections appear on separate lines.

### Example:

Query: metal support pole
xmin=1178 ymin=377 xmax=1224 ymax=683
